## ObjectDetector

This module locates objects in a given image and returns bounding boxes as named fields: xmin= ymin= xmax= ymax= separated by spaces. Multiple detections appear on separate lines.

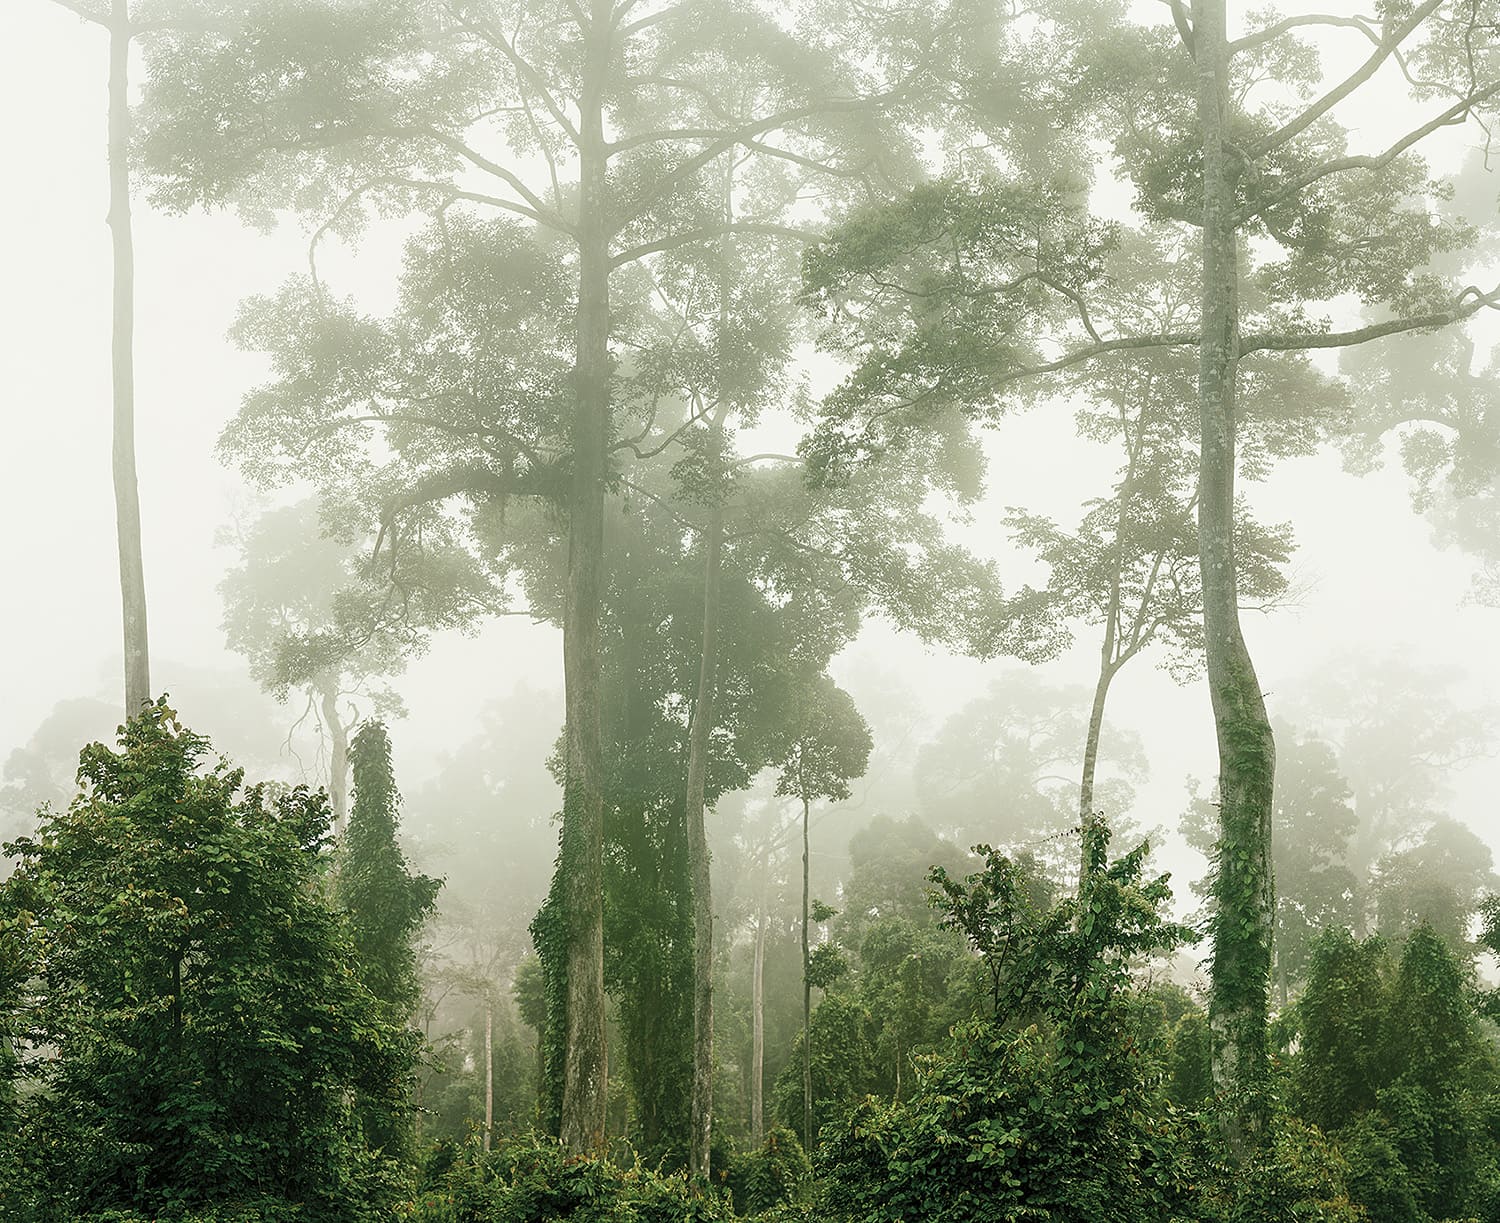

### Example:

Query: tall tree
xmin=219 ymin=499 xmax=411 ymax=832
xmin=1163 ymin=1 xmax=1500 ymax=1144
xmin=336 ymin=721 xmax=441 ymax=1154
xmin=804 ymin=0 xmax=1500 ymax=1148
xmin=137 ymin=0 xmax=914 ymax=1151
xmin=1183 ymin=721 xmax=1359 ymax=1005
xmin=48 ymin=0 xmax=158 ymax=714
xmin=776 ymin=675 xmax=872 ymax=1150
xmin=1002 ymin=229 xmax=1327 ymax=887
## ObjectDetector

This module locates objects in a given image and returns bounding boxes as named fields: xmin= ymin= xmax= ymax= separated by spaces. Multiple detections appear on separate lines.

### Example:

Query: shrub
xmin=730 ymin=1128 xmax=812 ymax=1216
xmin=402 ymin=1133 xmax=732 ymax=1222
xmin=0 ymin=703 xmax=418 ymax=1222
xmin=817 ymin=827 xmax=1200 ymax=1223
xmin=1195 ymin=1116 xmax=1364 ymax=1223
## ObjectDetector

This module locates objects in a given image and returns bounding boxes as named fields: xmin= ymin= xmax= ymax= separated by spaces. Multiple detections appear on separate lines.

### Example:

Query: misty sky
xmin=4 ymin=1 xmax=1500 ymax=894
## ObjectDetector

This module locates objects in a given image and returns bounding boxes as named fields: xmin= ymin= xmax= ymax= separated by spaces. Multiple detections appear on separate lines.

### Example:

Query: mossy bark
xmin=1194 ymin=0 xmax=1275 ymax=1156
xmin=684 ymin=500 xmax=723 ymax=1179
xmin=557 ymin=0 xmax=613 ymax=1156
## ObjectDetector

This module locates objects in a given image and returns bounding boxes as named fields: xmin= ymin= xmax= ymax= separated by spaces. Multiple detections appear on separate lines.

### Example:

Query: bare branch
xmin=445 ymin=8 xmax=582 ymax=147
xmin=1239 ymin=284 xmax=1500 ymax=354
xmin=611 ymin=221 xmax=817 ymax=267
xmin=1238 ymin=82 xmax=1500 ymax=222
xmin=616 ymin=97 xmax=878 ymax=225
xmin=1228 ymin=13 xmax=1378 ymax=57
xmin=1251 ymin=0 xmax=1444 ymax=157
xmin=414 ymin=127 xmax=575 ymax=233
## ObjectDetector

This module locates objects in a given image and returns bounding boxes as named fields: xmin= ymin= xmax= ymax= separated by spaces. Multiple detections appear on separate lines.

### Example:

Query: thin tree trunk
xmin=684 ymin=496 xmax=724 ymax=1179
xmin=1077 ymin=657 xmax=1116 ymax=887
xmin=484 ymin=1003 xmax=494 ymax=1152
xmin=109 ymin=0 xmax=150 ymax=716
xmin=751 ymin=886 xmax=766 ymax=1145
xmin=1195 ymin=0 xmax=1275 ymax=1156
xmin=318 ymin=679 xmax=350 ymax=835
xmin=557 ymin=0 xmax=612 ymax=1157
xmin=1078 ymin=394 xmax=1146 ymax=889
xmin=801 ymin=793 xmax=812 ymax=1152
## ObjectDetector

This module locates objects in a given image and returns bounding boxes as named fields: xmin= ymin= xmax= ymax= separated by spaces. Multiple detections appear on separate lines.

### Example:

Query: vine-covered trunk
xmin=318 ymin=680 xmax=349 ymax=835
xmin=801 ymin=794 xmax=812 ymax=1151
xmin=109 ymin=0 xmax=150 ymax=716
xmin=751 ymin=891 xmax=766 ymax=1144
xmin=684 ymin=500 xmax=724 ymax=1179
xmin=556 ymin=0 xmax=612 ymax=1156
xmin=484 ymin=1003 xmax=494 ymax=1152
xmin=1195 ymin=0 xmax=1275 ymax=1156
xmin=1077 ymin=655 xmax=1116 ymax=889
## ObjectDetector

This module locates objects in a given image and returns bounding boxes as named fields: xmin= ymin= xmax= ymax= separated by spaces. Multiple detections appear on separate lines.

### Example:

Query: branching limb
xmin=611 ymin=221 xmax=818 ymax=267
xmin=1238 ymin=82 xmax=1500 ymax=222
xmin=1251 ymin=0 xmax=1444 ymax=157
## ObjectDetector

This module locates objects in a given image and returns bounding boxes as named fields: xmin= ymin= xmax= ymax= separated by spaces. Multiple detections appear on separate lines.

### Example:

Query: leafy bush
xmin=1194 ymin=1116 xmax=1364 ymax=1223
xmin=0 ymin=703 xmax=418 ymax=1222
xmin=1292 ymin=923 xmax=1500 ymax=1223
xmin=817 ymin=827 xmax=1199 ymax=1222
xmin=402 ymin=1133 xmax=731 ymax=1222
xmin=729 ymin=1128 xmax=812 ymax=1216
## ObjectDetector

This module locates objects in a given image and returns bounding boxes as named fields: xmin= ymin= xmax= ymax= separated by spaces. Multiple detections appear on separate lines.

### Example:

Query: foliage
xmin=1193 ymin=1116 xmax=1365 ymax=1223
xmin=771 ymin=993 xmax=879 ymax=1145
xmin=730 ymin=1127 xmax=812 ymax=1216
xmin=1293 ymin=924 xmax=1500 ymax=1223
xmin=819 ymin=825 xmax=1196 ymax=1222
xmin=1183 ymin=721 xmax=1358 ymax=1001
xmin=337 ymin=721 xmax=441 ymax=1154
xmin=399 ymin=1133 xmax=732 ymax=1223
xmin=1372 ymin=818 xmax=1498 ymax=952
xmin=775 ymin=676 xmax=873 ymax=808
xmin=0 ymin=702 xmax=417 ymax=1221
xmin=913 ymin=672 xmax=1149 ymax=878
xmin=341 ymin=722 xmax=442 ymax=1014
xmin=219 ymin=498 xmax=411 ymax=705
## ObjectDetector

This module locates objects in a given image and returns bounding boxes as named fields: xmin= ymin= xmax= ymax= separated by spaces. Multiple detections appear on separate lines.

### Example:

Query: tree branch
xmin=1237 ymin=82 xmax=1500 ymax=222
xmin=1228 ymin=13 xmax=1378 ymax=57
xmin=1251 ymin=0 xmax=1444 ymax=157
xmin=1239 ymin=284 xmax=1500 ymax=354
xmin=611 ymin=221 xmax=817 ymax=267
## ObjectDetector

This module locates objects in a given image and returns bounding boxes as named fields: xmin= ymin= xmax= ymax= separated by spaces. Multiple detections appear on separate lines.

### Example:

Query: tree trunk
xmin=1077 ymin=657 xmax=1116 ymax=887
xmin=109 ymin=0 xmax=150 ymax=716
xmin=484 ymin=1003 xmax=494 ymax=1153
xmin=751 ymin=887 xmax=766 ymax=1145
xmin=318 ymin=679 xmax=350 ymax=835
xmin=556 ymin=0 xmax=612 ymax=1157
xmin=684 ymin=498 xmax=724 ymax=1179
xmin=801 ymin=793 xmax=812 ymax=1152
xmin=1194 ymin=0 xmax=1275 ymax=1156
xmin=1078 ymin=399 xmax=1142 ymax=890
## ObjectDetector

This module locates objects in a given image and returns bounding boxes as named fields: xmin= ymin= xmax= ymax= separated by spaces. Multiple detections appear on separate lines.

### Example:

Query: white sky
xmin=3 ymin=1 xmax=1500 ymax=895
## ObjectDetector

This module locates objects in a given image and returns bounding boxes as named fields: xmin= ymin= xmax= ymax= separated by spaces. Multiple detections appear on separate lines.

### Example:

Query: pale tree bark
xmin=484 ymin=1003 xmax=494 ymax=1152
xmin=684 ymin=491 xmax=724 ymax=1179
xmin=801 ymin=791 xmax=812 ymax=1152
xmin=684 ymin=175 xmax=735 ymax=1175
xmin=1194 ymin=0 xmax=1275 ymax=1155
xmin=750 ymin=884 xmax=767 ymax=1145
xmin=317 ymin=678 xmax=350 ymax=835
xmin=1077 ymin=657 xmax=1117 ymax=886
xmin=1076 ymin=407 xmax=1142 ymax=888
xmin=108 ymin=0 xmax=150 ymax=716
xmin=556 ymin=0 xmax=612 ymax=1156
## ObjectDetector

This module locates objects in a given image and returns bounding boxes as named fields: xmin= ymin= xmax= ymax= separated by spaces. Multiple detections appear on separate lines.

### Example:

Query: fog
xmin=6 ymin=0 xmax=1500 ymax=1208
xmin=6 ymin=5 xmax=1499 ymax=884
